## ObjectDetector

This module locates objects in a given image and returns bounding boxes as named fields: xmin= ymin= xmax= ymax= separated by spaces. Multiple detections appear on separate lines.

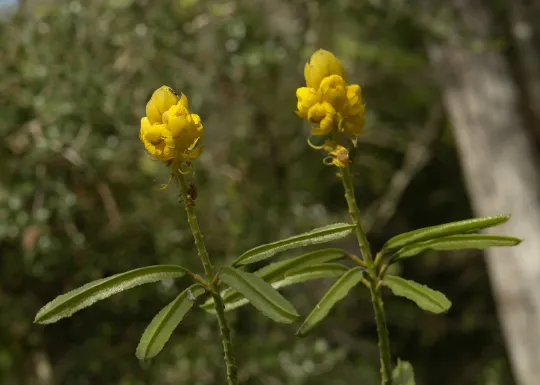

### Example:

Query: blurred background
xmin=2 ymin=0 xmax=540 ymax=384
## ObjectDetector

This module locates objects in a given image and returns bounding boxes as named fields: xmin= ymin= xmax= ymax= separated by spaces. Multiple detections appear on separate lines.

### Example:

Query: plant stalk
xmin=340 ymin=164 xmax=392 ymax=385
xmin=175 ymin=169 xmax=238 ymax=385
xmin=370 ymin=283 xmax=392 ymax=385
xmin=341 ymin=165 xmax=373 ymax=264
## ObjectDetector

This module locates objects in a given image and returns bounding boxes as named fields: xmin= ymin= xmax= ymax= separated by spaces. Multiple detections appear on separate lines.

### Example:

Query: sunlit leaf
xmin=383 ymin=214 xmax=510 ymax=251
xmin=136 ymin=284 xmax=206 ymax=360
xmin=232 ymin=223 xmax=356 ymax=266
xmin=202 ymin=249 xmax=347 ymax=311
xmin=35 ymin=265 xmax=192 ymax=324
xmin=394 ymin=234 xmax=522 ymax=261
xmin=296 ymin=267 xmax=364 ymax=337
xmin=392 ymin=359 xmax=416 ymax=385
xmin=219 ymin=267 xmax=300 ymax=323
xmin=383 ymin=275 xmax=451 ymax=314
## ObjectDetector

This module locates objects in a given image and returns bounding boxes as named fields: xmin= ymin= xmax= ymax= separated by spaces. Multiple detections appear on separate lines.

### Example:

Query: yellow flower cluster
xmin=139 ymin=86 xmax=204 ymax=164
xmin=296 ymin=49 xmax=365 ymax=138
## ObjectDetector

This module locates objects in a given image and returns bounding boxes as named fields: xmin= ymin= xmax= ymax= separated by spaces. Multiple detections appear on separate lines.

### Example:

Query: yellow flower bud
xmin=308 ymin=102 xmax=336 ymax=135
xmin=320 ymin=75 xmax=347 ymax=107
xmin=322 ymin=140 xmax=350 ymax=168
xmin=340 ymin=111 xmax=366 ymax=136
xmin=296 ymin=87 xmax=321 ymax=119
xmin=146 ymin=86 xmax=180 ymax=124
xmin=304 ymin=49 xmax=347 ymax=89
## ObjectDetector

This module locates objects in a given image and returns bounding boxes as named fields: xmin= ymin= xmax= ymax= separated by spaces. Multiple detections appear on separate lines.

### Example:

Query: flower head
xmin=140 ymin=86 xmax=204 ymax=164
xmin=304 ymin=49 xmax=347 ymax=89
xmin=296 ymin=48 xmax=367 ymax=158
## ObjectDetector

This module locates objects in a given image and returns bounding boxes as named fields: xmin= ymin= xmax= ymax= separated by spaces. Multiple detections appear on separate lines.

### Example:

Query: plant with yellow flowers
xmin=34 ymin=50 xmax=522 ymax=385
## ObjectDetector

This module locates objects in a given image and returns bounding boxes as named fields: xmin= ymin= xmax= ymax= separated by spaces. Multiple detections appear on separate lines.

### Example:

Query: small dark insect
xmin=166 ymin=86 xmax=179 ymax=97
xmin=187 ymin=182 xmax=198 ymax=207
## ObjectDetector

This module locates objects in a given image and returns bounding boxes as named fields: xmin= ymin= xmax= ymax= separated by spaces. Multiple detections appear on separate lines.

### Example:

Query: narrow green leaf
xmin=383 ymin=275 xmax=451 ymax=314
xmin=278 ymin=263 xmax=349 ymax=287
xmin=394 ymin=234 xmax=522 ymax=261
xmin=219 ymin=267 xmax=300 ymax=323
xmin=202 ymin=249 xmax=347 ymax=311
xmin=383 ymin=214 xmax=510 ymax=251
xmin=206 ymin=263 xmax=348 ymax=314
xmin=35 ymin=265 xmax=191 ymax=324
xmin=233 ymin=223 xmax=356 ymax=266
xmin=296 ymin=267 xmax=364 ymax=337
xmin=392 ymin=359 xmax=416 ymax=385
xmin=255 ymin=248 xmax=348 ymax=283
xmin=136 ymin=285 xmax=206 ymax=360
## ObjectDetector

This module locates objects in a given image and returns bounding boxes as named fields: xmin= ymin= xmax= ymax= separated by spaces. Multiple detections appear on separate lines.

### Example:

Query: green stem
xmin=370 ymin=283 xmax=392 ymax=385
xmin=341 ymin=165 xmax=373 ymax=264
xmin=175 ymin=170 xmax=238 ymax=385
xmin=340 ymin=164 xmax=392 ymax=385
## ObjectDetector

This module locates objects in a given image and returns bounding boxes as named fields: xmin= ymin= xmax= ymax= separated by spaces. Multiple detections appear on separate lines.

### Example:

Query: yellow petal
xmin=179 ymin=94 xmax=189 ymax=110
xmin=168 ymin=115 xmax=188 ymax=137
xmin=320 ymin=75 xmax=347 ymax=106
xmin=304 ymin=49 xmax=347 ymax=89
xmin=146 ymin=86 xmax=180 ymax=124
xmin=146 ymin=102 xmax=162 ymax=124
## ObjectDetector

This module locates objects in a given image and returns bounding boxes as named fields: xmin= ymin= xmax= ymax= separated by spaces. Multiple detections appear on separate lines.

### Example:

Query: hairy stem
xmin=340 ymin=164 xmax=392 ymax=385
xmin=175 ymin=170 xmax=238 ymax=385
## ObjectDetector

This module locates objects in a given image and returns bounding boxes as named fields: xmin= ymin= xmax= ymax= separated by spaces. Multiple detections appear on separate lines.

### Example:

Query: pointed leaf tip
xmin=296 ymin=267 xmax=363 ymax=337
xmin=136 ymin=284 xmax=206 ymax=360
xmin=383 ymin=275 xmax=451 ymax=314
xmin=35 ymin=265 xmax=191 ymax=324
xmin=394 ymin=234 xmax=522 ymax=261
xmin=384 ymin=214 xmax=511 ymax=251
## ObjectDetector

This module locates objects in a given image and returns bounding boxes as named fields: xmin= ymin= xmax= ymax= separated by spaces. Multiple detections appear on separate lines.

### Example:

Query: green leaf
xmin=206 ymin=263 xmax=348 ymax=313
xmin=383 ymin=275 xmax=451 ymax=314
xmin=232 ymin=223 xmax=356 ymax=266
xmin=202 ymin=248 xmax=347 ymax=311
xmin=383 ymin=214 xmax=510 ymax=251
xmin=296 ymin=267 xmax=364 ymax=337
xmin=394 ymin=234 xmax=522 ymax=261
xmin=392 ymin=359 xmax=416 ymax=385
xmin=278 ymin=263 xmax=349 ymax=287
xmin=219 ymin=267 xmax=300 ymax=323
xmin=136 ymin=284 xmax=206 ymax=360
xmin=34 ymin=265 xmax=191 ymax=324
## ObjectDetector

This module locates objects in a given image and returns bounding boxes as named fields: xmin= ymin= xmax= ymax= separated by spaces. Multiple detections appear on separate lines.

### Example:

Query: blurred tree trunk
xmin=423 ymin=0 xmax=540 ymax=384
xmin=506 ymin=0 xmax=540 ymax=143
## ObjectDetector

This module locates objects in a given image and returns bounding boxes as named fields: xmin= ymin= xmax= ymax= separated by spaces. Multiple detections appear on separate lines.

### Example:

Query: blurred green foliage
xmin=0 ymin=0 xmax=513 ymax=384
